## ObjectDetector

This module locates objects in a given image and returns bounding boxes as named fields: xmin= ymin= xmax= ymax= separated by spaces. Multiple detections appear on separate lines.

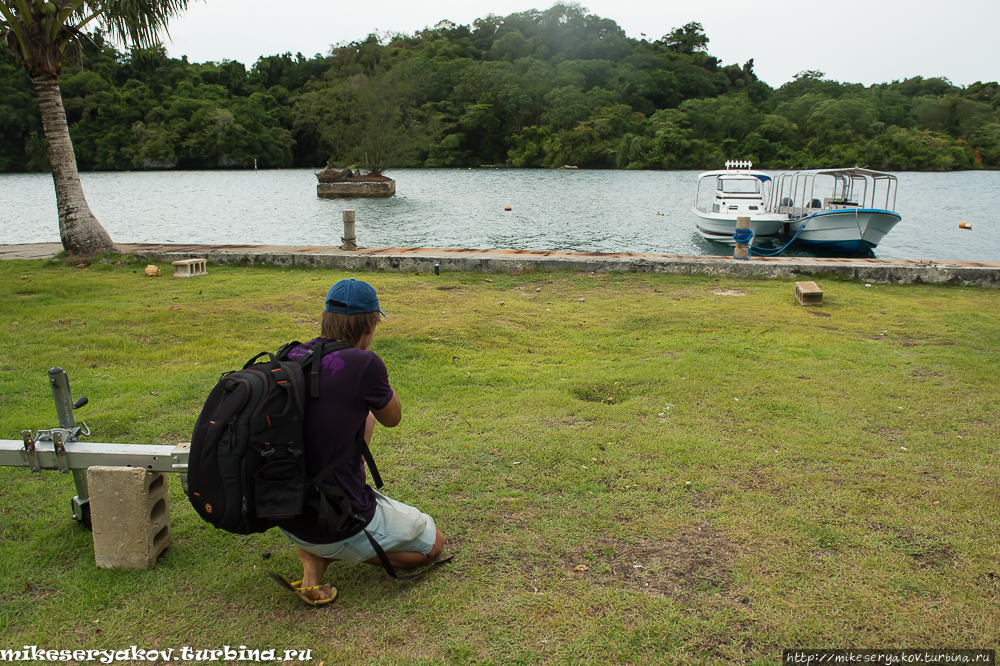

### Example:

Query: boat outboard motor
xmin=811 ymin=199 xmax=822 ymax=208
xmin=780 ymin=197 xmax=794 ymax=207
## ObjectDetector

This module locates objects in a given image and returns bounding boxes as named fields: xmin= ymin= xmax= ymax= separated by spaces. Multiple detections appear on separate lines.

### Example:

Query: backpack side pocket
xmin=254 ymin=458 xmax=305 ymax=519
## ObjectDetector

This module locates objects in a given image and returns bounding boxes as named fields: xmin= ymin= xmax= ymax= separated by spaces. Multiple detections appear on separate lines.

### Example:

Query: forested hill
xmin=2 ymin=5 xmax=998 ymax=173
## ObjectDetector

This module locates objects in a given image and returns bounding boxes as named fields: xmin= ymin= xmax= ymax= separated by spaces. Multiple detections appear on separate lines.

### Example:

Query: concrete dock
xmin=2 ymin=243 xmax=999 ymax=286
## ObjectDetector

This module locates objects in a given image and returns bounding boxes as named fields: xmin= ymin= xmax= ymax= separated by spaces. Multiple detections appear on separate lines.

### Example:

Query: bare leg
xmin=295 ymin=546 xmax=335 ymax=601
xmin=363 ymin=527 xmax=445 ymax=570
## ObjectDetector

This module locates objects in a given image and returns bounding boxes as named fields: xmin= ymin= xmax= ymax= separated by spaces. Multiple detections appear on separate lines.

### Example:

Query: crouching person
xmin=273 ymin=278 xmax=445 ymax=605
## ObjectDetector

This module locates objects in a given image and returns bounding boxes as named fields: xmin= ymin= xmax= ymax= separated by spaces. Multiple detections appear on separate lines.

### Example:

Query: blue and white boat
xmin=769 ymin=168 xmax=901 ymax=253
xmin=692 ymin=161 xmax=786 ymax=244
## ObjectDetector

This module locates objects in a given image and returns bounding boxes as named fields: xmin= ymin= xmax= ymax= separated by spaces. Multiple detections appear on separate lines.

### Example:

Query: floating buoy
xmin=504 ymin=204 xmax=512 ymax=211
xmin=959 ymin=221 xmax=972 ymax=229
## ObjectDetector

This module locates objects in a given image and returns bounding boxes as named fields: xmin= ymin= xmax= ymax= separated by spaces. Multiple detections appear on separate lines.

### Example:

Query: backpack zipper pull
xmin=242 ymin=497 xmax=247 ymax=515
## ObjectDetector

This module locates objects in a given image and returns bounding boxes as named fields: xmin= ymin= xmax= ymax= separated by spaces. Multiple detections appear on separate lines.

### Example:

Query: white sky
xmin=162 ymin=0 xmax=1000 ymax=88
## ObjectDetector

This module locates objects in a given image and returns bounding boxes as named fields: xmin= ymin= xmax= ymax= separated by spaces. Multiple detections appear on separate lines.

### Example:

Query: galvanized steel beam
xmin=0 ymin=439 xmax=189 ymax=475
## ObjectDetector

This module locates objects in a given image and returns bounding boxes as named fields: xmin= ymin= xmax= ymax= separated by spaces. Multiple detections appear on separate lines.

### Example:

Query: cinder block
xmin=795 ymin=281 xmax=823 ymax=306
xmin=87 ymin=466 xmax=170 ymax=570
xmin=171 ymin=258 xmax=207 ymax=278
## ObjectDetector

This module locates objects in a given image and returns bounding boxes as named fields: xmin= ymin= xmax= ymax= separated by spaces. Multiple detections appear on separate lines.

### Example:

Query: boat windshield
xmin=719 ymin=178 xmax=760 ymax=194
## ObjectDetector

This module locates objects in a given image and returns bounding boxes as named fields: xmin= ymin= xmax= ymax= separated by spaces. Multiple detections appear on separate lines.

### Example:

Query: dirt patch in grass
xmin=870 ymin=523 xmax=956 ymax=570
xmin=907 ymin=548 xmax=955 ymax=570
xmin=539 ymin=415 xmax=593 ymax=428
xmin=724 ymin=468 xmax=784 ymax=493
xmin=975 ymin=571 xmax=1000 ymax=592
xmin=570 ymin=381 xmax=633 ymax=404
xmin=569 ymin=523 xmax=736 ymax=598
xmin=455 ymin=531 xmax=551 ymax=574
xmin=875 ymin=427 xmax=906 ymax=442
xmin=490 ymin=316 xmax=526 ymax=331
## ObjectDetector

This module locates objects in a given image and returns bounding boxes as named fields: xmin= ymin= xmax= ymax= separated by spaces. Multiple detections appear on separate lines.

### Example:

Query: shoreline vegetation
xmin=2 ymin=6 xmax=999 ymax=176
xmin=2 ymin=259 xmax=998 ymax=660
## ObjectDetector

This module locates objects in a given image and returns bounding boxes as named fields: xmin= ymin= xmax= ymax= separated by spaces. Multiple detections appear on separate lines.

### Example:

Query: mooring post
xmin=734 ymin=216 xmax=751 ymax=259
xmin=341 ymin=209 xmax=357 ymax=251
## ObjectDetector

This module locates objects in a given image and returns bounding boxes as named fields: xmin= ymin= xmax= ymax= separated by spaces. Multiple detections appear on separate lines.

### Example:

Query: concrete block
xmin=87 ymin=466 xmax=170 ymax=570
xmin=171 ymin=258 xmax=207 ymax=277
xmin=795 ymin=281 xmax=823 ymax=306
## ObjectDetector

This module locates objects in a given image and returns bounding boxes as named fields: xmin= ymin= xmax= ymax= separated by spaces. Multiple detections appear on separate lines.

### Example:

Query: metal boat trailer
xmin=0 ymin=367 xmax=190 ymax=529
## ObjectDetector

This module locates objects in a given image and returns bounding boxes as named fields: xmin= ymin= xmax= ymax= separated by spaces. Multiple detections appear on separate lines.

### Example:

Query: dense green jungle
xmin=2 ymin=4 xmax=998 ymax=173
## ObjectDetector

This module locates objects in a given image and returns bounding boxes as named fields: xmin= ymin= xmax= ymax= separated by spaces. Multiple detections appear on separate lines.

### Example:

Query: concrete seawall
xmin=3 ymin=243 xmax=999 ymax=287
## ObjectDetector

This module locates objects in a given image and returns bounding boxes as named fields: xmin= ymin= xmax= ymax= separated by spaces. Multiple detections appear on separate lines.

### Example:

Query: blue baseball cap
xmin=324 ymin=279 xmax=387 ymax=316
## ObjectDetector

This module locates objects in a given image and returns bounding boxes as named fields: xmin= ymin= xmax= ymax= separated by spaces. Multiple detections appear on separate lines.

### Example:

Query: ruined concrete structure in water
xmin=315 ymin=167 xmax=395 ymax=198
xmin=317 ymin=180 xmax=396 ymax=198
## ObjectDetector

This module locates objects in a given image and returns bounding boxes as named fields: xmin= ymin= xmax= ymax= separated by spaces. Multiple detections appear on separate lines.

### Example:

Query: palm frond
xmin=84 ymin=0 xmax=192 ymax=48
xmin=12 ymin=0 xmax=35 ymax=26
xmin=0 ymin=5 xmax=29 ymax=60
xmin=2 ymin=0 xmax=194 ymax=74
xmin=57 ymin=1 xmax=88 ymax=28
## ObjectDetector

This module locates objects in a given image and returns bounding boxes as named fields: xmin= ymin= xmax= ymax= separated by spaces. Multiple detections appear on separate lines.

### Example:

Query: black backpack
xmin=187 ymin=342 xmax=448 ymax=580
xmin=187 ymin=342 xmax=376 ymax=529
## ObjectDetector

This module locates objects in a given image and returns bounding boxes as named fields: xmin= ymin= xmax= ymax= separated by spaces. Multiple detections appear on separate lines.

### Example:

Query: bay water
xmin=1 ymin=168 xmax=997 ymax=261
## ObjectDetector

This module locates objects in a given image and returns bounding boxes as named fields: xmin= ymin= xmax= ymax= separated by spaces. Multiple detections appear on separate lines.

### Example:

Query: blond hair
xmin=320 ymin=310 xmax=381 ymax=347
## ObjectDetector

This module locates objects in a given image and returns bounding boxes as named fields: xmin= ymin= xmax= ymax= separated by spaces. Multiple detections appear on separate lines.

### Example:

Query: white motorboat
xmin=770 ymin=168 xmax=901 ymax=253
xmin=692 ymin=161 xmax=786 ymax=244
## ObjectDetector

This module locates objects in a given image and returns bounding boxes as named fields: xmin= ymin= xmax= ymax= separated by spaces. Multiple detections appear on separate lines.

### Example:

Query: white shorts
xmin=279 ymin=490 xmax=437 ymax=563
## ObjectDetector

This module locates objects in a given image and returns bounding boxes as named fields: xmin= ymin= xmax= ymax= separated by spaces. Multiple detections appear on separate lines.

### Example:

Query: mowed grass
xmin=1 ymin=256 xmax=998 ymax=665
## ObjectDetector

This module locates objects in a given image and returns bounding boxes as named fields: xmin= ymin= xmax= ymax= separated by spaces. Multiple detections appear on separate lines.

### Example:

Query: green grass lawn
xmin=1 ymin=257 xmax=998 ymax=665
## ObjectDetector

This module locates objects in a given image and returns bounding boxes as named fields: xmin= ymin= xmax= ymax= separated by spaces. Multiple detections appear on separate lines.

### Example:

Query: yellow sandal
xmin=268 ymin=572 xmax=337 ymax=606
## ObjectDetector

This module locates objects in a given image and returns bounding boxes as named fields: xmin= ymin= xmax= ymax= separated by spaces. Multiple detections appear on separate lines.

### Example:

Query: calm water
xmin=1 ymin=168 xmax=997 ymax=260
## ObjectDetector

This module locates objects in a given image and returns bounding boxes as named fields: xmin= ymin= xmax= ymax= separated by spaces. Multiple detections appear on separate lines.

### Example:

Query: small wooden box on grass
xmin=795 ymin=281 xmax=823 ymax=306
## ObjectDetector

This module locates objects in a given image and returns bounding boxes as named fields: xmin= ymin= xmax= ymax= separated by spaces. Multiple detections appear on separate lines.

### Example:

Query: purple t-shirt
xmin=280 ymin=337 xmax=394 ymax=543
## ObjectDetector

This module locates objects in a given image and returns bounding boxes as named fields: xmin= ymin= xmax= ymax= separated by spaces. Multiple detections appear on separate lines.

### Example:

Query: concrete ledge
xmin=317 ymin=180 xmax=395 ymax=198
xmin=4 ymin=243 xmax=999 ymax=287
xmin=114 ymin=244 xmax=1000 ymax=287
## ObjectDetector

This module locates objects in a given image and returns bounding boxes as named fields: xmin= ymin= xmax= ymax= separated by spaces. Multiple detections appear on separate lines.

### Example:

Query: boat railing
xmin=767 ymin=169 xmax=897 ymax=216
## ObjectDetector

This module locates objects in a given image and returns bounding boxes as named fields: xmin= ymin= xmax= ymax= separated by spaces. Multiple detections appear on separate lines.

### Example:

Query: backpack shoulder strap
xmin=275 ymin=340 xmax=302 ymax=360
xmin=308 ymin=341 xmax=352 ymax=399
xmin=310 ymin=425 xmax=384 ymax=532
xmin=359 ymin=437 xmax=383 ymax=489
xmin=360 ymin=528 xmax=454 ymax=581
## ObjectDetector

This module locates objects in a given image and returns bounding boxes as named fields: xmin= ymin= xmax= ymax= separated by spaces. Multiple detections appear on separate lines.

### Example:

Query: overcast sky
xmin=161 ymin=0 xmax=999 ymax=88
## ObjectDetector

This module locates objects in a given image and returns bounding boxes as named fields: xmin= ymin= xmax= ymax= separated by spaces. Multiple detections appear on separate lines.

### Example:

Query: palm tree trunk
xmin=31 ymin=74 xmax=118 ymax=257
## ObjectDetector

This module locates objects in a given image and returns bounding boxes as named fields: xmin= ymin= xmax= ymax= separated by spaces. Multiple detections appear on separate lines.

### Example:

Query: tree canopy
xmin=2 ymin=4 xmax=998 ymax=173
